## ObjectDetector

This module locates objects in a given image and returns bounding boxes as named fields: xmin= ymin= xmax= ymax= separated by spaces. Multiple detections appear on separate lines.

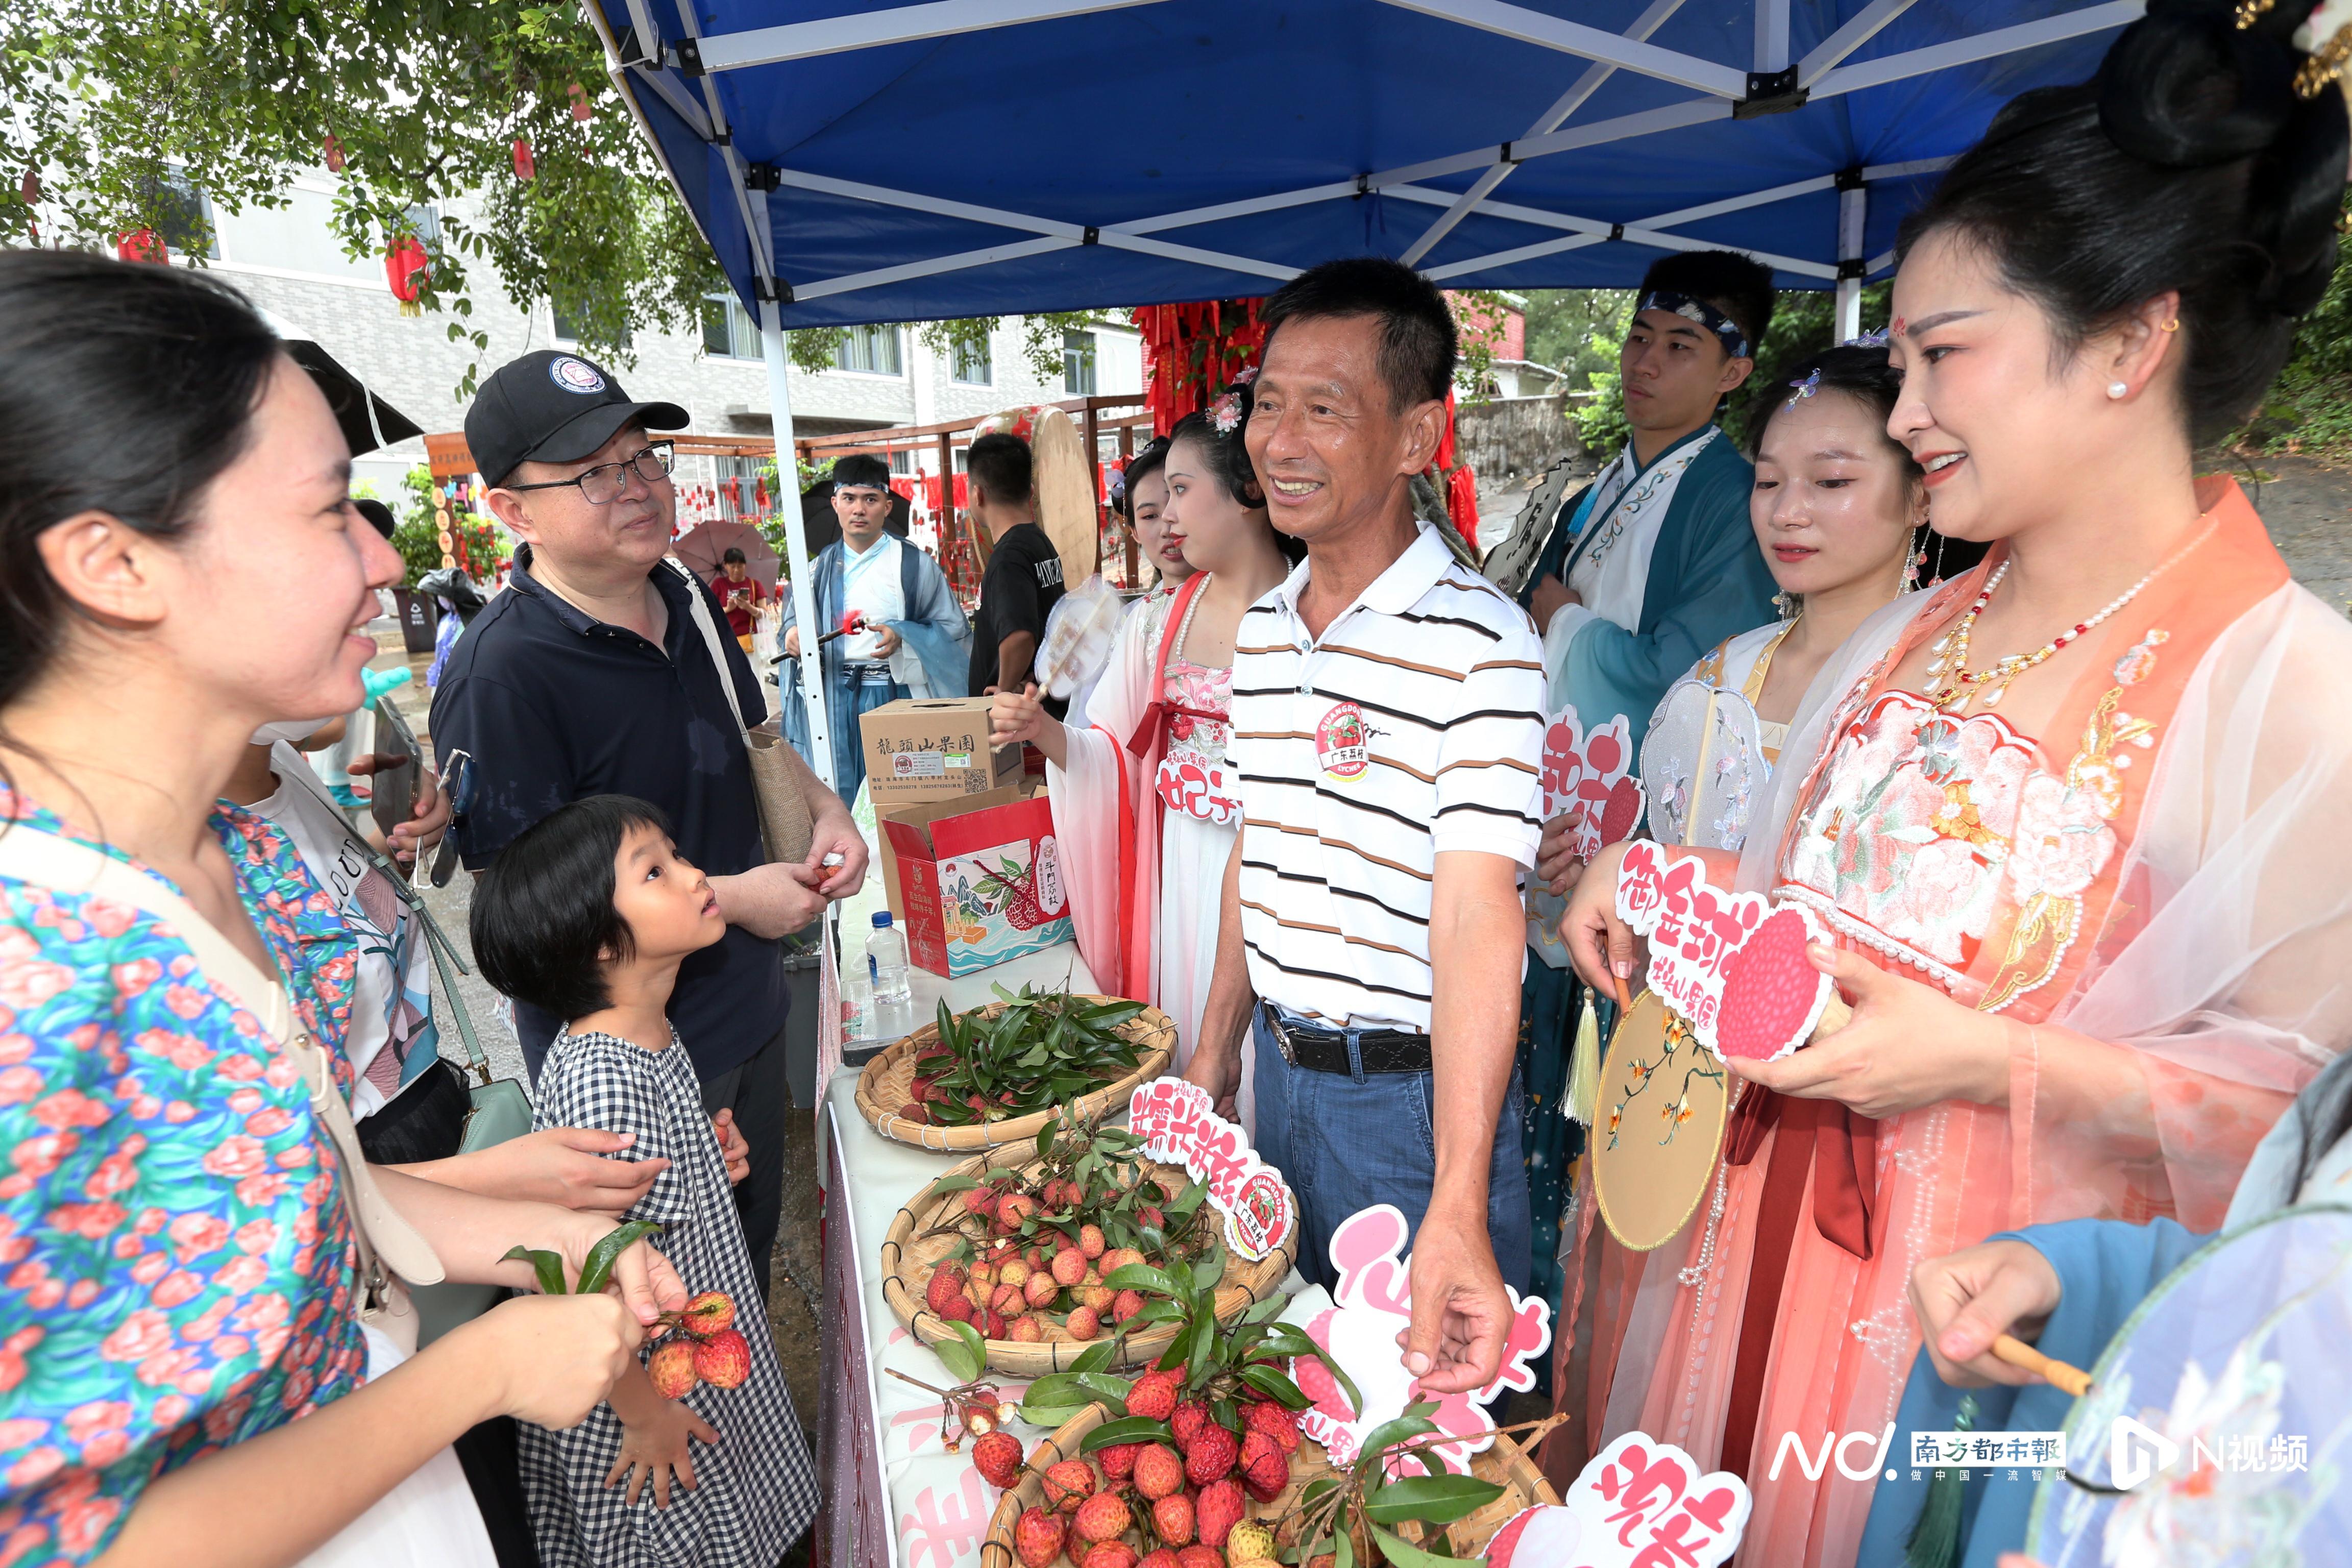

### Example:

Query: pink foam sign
xmin=1489 ymin=1432 xmax=1749 ymax=1568
xmin=1291 ymin=1205 xmax=1551 ymax=1473
xmin=1542 ymin=707 xmax=1648 ymax=860
xmin=1126 ymin=1080 xmax=1296 ymax=1260
xmin=1612 ymin=842 xmax=1831 ymax=1058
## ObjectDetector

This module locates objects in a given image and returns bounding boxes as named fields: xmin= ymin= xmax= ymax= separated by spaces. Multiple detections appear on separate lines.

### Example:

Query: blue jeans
xmin=1251 ymin=1007 xmax=1532 ymax=1297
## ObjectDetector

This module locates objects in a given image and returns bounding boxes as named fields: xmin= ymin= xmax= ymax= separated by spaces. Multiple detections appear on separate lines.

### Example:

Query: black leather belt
xmin=1259 ymin=1001 xmax=1433 ymax=1075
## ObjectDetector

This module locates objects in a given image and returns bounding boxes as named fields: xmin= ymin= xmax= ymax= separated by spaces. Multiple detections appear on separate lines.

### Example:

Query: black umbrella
xmin=261 ymin=309 xmax=423 ymax=457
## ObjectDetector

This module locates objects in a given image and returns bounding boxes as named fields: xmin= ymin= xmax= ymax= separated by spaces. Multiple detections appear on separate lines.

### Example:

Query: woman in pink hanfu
xmin=992 ymin=396 xmax=1296 ymax=1130
xmin=1552 ymin=13 xmax=2352 ymax=1564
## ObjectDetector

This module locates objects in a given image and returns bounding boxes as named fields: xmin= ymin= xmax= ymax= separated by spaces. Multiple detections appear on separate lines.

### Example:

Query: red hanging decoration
xmin=1131 ymin=298 xmax=1267 ymax=437
xmin=1447 ymin=464 xmax=1481 ymax=554
xmin=511 ymin=138 xmax=536 ymax=181
xmin=114 ymin=229 xmax=168 ymax=264
xmin=754 ymin=475 xmax=769 ymax=512
xmin=323 ymin=135 xmax=347 ymax=174
xmin=21 ymin=168 xmax=40 ymax=206
xmin=568 ymin=82 xmax=594 ymax=121
xmin=1434 ymin=387 xmax=1459 ymax=473
xmin=384 ymin=235 xmax=430 ymax=315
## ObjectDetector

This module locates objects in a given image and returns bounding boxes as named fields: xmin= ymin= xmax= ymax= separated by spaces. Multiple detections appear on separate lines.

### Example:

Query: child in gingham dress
xmin=471 ymin=795 xmax=818 ymax=1568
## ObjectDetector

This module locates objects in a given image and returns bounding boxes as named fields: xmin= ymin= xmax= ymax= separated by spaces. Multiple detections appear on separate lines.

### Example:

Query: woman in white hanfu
xmin=990 ymin=393 xmax=1296 ymax=1131
xmin=1626 ymin=343 xmax=1931 ymax=860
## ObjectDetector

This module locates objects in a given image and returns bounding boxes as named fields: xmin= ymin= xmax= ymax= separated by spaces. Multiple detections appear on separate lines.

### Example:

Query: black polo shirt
xmin=430 ymin=544 xmax=784 ymax=1081
xmin=968 ymin=520 xmax=1068 ymax=709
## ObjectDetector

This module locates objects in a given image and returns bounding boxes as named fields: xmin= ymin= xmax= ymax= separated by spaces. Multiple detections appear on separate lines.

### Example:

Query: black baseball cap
xmin=465 ymin=350 xmax=688 ymax=488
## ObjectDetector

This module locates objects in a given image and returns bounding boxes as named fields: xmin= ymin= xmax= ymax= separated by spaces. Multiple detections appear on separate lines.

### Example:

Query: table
xmin=815 ymin=941 xmax=1103 ymax=1568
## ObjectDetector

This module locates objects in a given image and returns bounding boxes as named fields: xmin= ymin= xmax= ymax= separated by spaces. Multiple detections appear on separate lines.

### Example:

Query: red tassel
xmin=1448 ymin=464 xmax=1481 ymax=553
xmin=511 ymin=138 xmax=535 ymax=180
xmin=323 ymin=135 xmax=346 ymax=174
xmin=1435 ymin=387 xmax=1459 ymax=473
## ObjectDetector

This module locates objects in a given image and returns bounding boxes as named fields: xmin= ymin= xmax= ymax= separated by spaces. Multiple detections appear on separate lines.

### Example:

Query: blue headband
xmin=1636 ymin=289 xmax=1752 ymax=361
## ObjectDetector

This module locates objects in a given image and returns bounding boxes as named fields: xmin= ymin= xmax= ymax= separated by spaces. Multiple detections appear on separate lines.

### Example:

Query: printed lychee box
xmin=859 ymin=696 xmax=1024 ymax=804
xmin=878 ymin=787 xmax=1073 ymax=976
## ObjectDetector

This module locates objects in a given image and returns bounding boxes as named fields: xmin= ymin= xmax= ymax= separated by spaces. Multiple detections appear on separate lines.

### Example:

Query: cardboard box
xmin=878 ymin=786 xmax=1074 ymax=977
xmin=860 ymin=696 xmax=1023 ymax=803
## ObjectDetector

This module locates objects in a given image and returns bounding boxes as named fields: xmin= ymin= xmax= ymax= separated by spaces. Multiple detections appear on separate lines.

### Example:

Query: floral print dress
xmin=0 ymin=787 xmax=368 ymax=1565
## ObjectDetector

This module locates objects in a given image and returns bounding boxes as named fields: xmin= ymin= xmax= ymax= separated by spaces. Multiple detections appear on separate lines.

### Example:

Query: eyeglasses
xmin=429 ymin=749 xmax=475 ymax=889
xmin=503 ymin=440 xmax=675 ymax=506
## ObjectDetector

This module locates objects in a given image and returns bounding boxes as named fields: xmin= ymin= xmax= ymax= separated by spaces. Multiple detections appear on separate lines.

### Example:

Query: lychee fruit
xmin=1001 ymin=1258 xmax=1032 ymax=1287
xmin=1073 ymin=1492 xmax=1131 ymax=1544
xmin=1240 ymin=1430 xmax=1288 ymax=1502
xmin=964 ymin=1187 xmax=999 ymax=1218
xmin=967 ymin=1278 xmax=991 ymax=1310
xmin=1126 ymin=1369 xmax=1182 ymax=1422
xmin=1042 ymin=1459 xmax=1097 ymax=1514
xmin=1083 ymin=1545 xmax=1138 ymax=1568
xmin=680 ymin=1289 xmax=736 ymax=1339
xmin=972 ymin=1430 xmax=1023 ymax=1488
xmin=1051 ymin=1246 xmax=1088 ymax=1286
xmin=971 ymin=1261 xmax=998 ymax=1287
xmin=691 ymin=1327 xmax=751 ymax=1389
xmin=924 ymin=1264 xmax=968 ymax=1315
xmin=1024 ymin=1272 xmax=1059 ymax=1308
xmin=1077 ymin=1285 xmax=1113 ymax=1312
xmin=1175 ymin=1550 xmax=1222 ymax=1568
xmin=938 ymin=1292 xmax=975 ymax=1324
xmin=980 ymin=1308 xmax=1010 ymax=1339
xmin=1150 ymin=1492 xmax=1195 ymax=1547
xmin=899 ymin=1102 xmax=931 ymax=1122
xmin=1007 ymin=1314 xmax=1044 ymax=1342
xmin=1169 ymin=1401 xmax=1210 ymax=1453
xmin=999 ymin=1193 xmax=1038 ymax=1227
xmin=1079 ymin=1223 xmax=1106 ymax=1259
xmin=1131 ymin=1442 xmax=1184 ymax=1500
xmin=1194 ymin=1479 xmax=1244 ymax=1548
xmin=1184 ymin=1423 xmax=1237 ymax=1486
xmin=1014 ymin=1506 xmax=1064 ymax=1568
xmin=1099 ymin=1246 xmax=1144 ymax=1276
xmin=1099 ymin=1440 xmax=1142 ymax=1482
xmin=647 ymin=1338 xmax=698 ymax=1400
xmin=1112 ymin=1289 xmax=1145 ymax=1323
xmin=1243 ymin=1399 xmax=1301 ymax=1454
xmin=1226 ymin=1522 xmax=1277 ymax=1563
xmin=1066 ymin=1305 xmax=1101 ymax=1341
xmin=1139 ymin=1553 xmax=1180 ymax=1568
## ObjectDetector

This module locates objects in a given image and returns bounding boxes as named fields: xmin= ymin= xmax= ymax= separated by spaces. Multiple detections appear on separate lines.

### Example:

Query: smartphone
xmin=368 ymin=697 xmax=421 ymax=842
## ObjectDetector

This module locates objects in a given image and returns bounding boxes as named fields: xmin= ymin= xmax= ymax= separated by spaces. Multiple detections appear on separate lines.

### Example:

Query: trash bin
xmin=782 ymin=940 xmax=823 ymax=1110
xmin=391 ymin=587 xmax=439 ymax=654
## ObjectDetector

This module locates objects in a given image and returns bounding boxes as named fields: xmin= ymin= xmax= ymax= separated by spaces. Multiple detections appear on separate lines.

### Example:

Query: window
xmin=1063 ymin=330 xmax=1097 ymax=396
xmin=835 ymin=324 xmax=902 ymax=376
xmin=552 ymin=304 xmax=630 ymax=351
xmin=701 ymin=293 xmax=760 ymax=360
xmin=951 ymin=334 xmax=993 ymax=385
xmin=147 ymin=168 xmax=216 ymax=259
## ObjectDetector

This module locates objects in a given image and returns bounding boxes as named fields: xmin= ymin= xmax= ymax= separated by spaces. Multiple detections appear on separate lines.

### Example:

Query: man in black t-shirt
xmin=964 ymin=433 xmax=1068 ymax=714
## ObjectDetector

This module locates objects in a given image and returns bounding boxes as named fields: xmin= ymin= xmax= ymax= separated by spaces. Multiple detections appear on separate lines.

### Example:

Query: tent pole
xmin=1835 ymin=183 xmax=1868 ymax=341
xmin=762 ymin=306 xmax=838 ymax=793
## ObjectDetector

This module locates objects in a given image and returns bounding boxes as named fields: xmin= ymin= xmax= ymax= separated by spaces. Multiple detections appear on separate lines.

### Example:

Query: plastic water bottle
xmin=867 ymin=912 xmax=915 ymax=1039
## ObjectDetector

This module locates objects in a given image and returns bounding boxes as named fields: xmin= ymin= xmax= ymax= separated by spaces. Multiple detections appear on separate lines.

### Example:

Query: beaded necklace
xmin=1923 ymin=517 xmax=2216 ymax=712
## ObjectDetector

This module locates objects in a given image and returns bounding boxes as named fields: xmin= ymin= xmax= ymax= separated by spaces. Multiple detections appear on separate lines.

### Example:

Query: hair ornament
xmin=1783 ymin=367 xmax=1823 ymax=409
xmin=1210 ymin=390 xmax=1244 ymax=434
xmin=2296 ymin=20 xmax=2352 ymax=95
xmin=1841 ymin=328 xmax=1891 ymax=348
xmin=2235 ymin=0 xmax=2274 ymax=27
xmin=1231 ymin=364 xmax=1259 ymax=386
xmin=1106 ymin=464 xmax=1126 ymax=504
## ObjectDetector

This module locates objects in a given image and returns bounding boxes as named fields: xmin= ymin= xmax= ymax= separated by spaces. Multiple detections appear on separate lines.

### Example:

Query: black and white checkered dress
xmin=519 ymin=1025 xmax=819 ymax=1568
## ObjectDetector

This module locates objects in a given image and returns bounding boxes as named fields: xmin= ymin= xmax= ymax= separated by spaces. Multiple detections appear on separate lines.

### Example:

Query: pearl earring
xmin=2107 ymin=381 xmax=2128 ymax=399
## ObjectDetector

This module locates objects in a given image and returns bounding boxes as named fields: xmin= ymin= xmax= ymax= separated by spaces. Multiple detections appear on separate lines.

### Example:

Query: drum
xmin=1591 ymin=989 xmax=1731 ymax=1253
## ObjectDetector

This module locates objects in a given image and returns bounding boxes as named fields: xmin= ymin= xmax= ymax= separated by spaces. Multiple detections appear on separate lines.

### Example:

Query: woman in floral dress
xmin=1553 ymin=8 xmax=2352 ymax=1563
xmin=993 ymin=397 xmax=1298 ymax=1130
xmin=0 ymin=251 xmax=680 ymax=1567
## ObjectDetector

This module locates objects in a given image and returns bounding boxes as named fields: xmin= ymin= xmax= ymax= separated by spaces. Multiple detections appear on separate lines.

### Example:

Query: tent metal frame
xmin=584 ymin=0 xmax=2146 ymax=790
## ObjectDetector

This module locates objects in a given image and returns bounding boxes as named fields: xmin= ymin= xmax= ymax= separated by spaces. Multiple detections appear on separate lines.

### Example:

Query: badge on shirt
xmin=1315 ymin=702 xmax=1371 ymax=782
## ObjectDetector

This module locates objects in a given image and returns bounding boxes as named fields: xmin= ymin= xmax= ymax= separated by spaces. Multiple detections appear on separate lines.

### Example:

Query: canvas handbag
xmin=673 ymin=558 xmax=816 ymax=866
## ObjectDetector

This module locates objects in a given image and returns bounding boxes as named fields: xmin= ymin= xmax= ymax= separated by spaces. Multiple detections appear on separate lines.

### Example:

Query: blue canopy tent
xmin=583 ymin=0 xmax=2144 ymax=783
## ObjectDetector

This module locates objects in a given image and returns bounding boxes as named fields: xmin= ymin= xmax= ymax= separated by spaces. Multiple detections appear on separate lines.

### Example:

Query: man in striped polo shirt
xmin=1183 ymin=258 xmax=1542 ymax=1396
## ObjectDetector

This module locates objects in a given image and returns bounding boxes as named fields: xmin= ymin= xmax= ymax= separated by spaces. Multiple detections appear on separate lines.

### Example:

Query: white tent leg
xmin=1835 ymin=183 xmax=1868 ymax=341
xmin=761 ymin=307 xmax=837 ymax=793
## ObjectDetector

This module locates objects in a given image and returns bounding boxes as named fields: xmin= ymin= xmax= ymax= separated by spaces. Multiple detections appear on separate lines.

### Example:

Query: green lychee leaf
xmin=1367 ymin=1526 xmax=1460 ymax=1567
xmin=936 ymin=1319 xmax=987 ymax=1383
xmin=1239 ymin=1365 xmax=1312 ymax=1409
xmin=1067 ymin=1339 xmax=1121 ymax=1376
xmin=577 ymin=1219 xmax=664 ymax=1297
xmin=1081 ymin=1415 xmax=1174 ymax=1452
xmin=1103 ymin=1262 xmax=1182 ymax=1297
xmin=503 ymin=1244 xmax=568 ymax=1297
xmin=1362 ymin=1473 xmax=1506 ymax=1526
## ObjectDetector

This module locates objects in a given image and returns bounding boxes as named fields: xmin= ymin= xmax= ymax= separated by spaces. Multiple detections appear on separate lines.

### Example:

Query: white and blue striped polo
xmin=1227 ymin=521 xmax=1546 ymax=1032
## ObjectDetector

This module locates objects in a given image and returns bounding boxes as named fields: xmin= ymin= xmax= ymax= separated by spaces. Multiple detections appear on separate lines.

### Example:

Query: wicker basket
xmin=977 ymin=1402 xmax=1561 ymax=1566
xmin=853 ymin=997 xmax=1177 ymax=1152
xmin=879 ymin=1145 xmax=1296 ymax=1376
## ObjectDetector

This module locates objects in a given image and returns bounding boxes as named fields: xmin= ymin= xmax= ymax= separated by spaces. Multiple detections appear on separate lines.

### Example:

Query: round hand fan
xmin=2026 ymin=1204 xmax=2352 ymax=1566
xmin=1592 ymin=989 xmax=1730 ymax=1252
xmin=1641 ymin=678 xmax=1767 ymax=850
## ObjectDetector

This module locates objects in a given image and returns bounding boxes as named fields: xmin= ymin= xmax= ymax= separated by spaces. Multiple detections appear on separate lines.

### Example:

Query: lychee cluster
xmin=644 ymin=1290 xmax=751 ymax=1399
xmin=921 ymin=1229 xmax=1159 ymax=1345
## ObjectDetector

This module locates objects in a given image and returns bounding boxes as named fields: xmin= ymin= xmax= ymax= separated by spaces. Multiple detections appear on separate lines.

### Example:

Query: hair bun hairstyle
xmin=2098 ymin=0 xmax=2348 ymax=314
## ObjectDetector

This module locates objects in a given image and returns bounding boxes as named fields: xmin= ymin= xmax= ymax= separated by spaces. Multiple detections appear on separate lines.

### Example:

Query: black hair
xmin=0 ymin=251 xmax=281 ymax=718
xmin=1118 ymin=438 xmax=1170 ymax=520
xmin=1165 ymin=400 xmax=1307 ymax=566
xmin=1261 ymin=257 xmax=1457 ymax=412
xmin=965 ymin=432 xmax=1033 ymax=506
xmin=831 ymin=453 xmax=892 ymax=492
xmin=471 ymin=794 xmax=674 ymax=1023
xmin=353 ymin=498 xmax=397 ymax=538
xmin=1638 ymin=250 xmax=1778 ymax=356
xmin=1896 ymin=0 xmax=2349 ymax=445
xmin=1746 ymin=345 xmax=1921 ymax=474
xmin=721 ymin=546 xmax=747 ymax=564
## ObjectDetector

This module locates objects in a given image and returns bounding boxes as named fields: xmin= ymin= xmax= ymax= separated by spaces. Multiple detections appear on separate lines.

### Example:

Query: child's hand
xmin=712 ymin=1109 xmax=750 ymax=1186
xmin=606 ymin=1398 xmax=719 ymax=1508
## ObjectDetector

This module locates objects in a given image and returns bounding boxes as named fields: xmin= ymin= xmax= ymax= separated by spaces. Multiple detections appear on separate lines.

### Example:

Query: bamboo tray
xmin=853 ymin=996 xmax=1176 ymax=1152
xmin=879 ymin=1145 xmax=1295 ymax=1376
xmin=977 ymin=1401 xmax=1560 ymax=1567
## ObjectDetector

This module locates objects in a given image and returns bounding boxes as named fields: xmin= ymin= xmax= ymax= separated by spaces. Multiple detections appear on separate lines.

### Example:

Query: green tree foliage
xmin=2239 ymin=196 xmax=2352 ymax=455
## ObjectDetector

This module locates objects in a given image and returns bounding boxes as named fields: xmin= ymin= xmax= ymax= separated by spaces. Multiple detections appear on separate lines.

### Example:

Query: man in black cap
xmin=431 ymin=349 xmax=863 ymax=1300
